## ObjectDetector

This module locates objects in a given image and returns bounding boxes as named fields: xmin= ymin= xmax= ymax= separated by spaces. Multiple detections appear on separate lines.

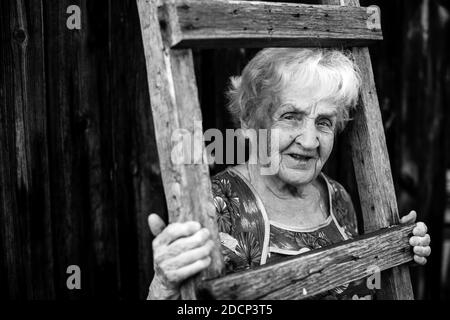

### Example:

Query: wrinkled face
xmin=265 ymin=80 xmax=338 ymax=187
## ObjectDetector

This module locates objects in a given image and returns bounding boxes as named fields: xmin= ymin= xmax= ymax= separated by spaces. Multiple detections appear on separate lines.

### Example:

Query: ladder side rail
xmin=137 ymin=0 xmax=225 ymax=300
xmin=320 ymin=0 xmax=414 ymax=300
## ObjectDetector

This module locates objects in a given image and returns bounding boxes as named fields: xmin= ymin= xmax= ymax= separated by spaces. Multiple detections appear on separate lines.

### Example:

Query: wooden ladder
xmin=137 ymin=0 xmax=415 ymax=300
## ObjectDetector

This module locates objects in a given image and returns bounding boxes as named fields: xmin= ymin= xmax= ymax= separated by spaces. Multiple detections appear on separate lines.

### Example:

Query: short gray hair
xmin=226 ymin=48 xmax=361 ymax=132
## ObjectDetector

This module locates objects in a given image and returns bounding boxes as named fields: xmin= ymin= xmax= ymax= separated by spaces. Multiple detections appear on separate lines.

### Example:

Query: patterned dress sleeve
xmin=211 ymin=174 xmax=249 ymax=274
xmin=329 ymin=179 xmax=359 ymax=239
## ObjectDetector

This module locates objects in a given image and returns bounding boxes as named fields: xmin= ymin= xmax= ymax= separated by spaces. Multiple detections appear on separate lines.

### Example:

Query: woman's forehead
xmin=277 ymin=92 xmax=338 ymax=116
xmin=276 ymin=75 xmax=336 ymax=106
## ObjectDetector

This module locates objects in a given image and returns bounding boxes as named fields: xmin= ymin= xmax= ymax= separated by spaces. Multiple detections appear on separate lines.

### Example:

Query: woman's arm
xmin=146 ymin=214 xmax=214 ymax=300
xmin=147 ymin=274 xmax=180 ymax=300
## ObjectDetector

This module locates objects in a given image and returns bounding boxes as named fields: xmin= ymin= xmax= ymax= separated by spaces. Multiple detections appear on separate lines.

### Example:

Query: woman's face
xmin=263 ymin=80 xmax=337 ymax=187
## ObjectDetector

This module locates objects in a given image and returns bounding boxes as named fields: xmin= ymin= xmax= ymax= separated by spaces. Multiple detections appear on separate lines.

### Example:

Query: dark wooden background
xmin=1 ymin=0 xmax=449 ymax=300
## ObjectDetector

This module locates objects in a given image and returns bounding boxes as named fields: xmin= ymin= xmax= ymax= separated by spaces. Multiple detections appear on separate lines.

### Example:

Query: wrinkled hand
xmin=147 ymin=214 xmax=214 ymax=299
xmin=400 ymin=211 xmax=431 ymax=266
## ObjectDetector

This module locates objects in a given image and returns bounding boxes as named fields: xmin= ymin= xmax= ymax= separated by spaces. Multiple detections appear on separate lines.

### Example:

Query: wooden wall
xmin=0 ymin=0 xmax=448 ymax=299
xmin=1 ymin=0 xmax=165 ymax=299
xmin=362 ymin=0 xmax=449 ymax=299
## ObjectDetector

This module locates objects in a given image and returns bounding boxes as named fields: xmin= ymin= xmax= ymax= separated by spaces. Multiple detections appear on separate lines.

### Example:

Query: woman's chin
xmin=277 ymin=167 xmax=317 ymax=187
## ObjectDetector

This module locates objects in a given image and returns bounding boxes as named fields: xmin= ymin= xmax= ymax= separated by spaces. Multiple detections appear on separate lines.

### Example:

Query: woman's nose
xmin=294 ymin=122 xmax=319 ymax=150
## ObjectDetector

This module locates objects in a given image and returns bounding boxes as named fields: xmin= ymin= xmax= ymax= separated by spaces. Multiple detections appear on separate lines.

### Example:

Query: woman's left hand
xmin=400 ymin=211 xmax=431 ymax=266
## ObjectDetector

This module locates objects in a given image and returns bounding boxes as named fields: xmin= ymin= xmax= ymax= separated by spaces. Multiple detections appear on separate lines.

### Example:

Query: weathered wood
xmin=140 ymin=0 xmax=413 ymax=301
xmin=199 ymin=224 xmax=415 ymax=300
xmin=350 ymin=48 xmax=414 ymax=300
xmin=136 ymin=0 xmax=224 ymax=299
xmin=320 ymin=0 xmax=414 ymax=300
xmin=0 ymin=0 xmax=442 ymax=300
xmin=395 ymin=0 xmax=448 ymax=299
xmin=0 ymin=0 xmax=55 ymax=299
xmin=108 ymin=0 xmax=168 ymax=299
xmin=44 ymin=0 xmax=101 ymax=299
xmin=158 ymin=0 xmax=382 ymax=48
xmin=1 ymin=0 xmax=164 ymax=299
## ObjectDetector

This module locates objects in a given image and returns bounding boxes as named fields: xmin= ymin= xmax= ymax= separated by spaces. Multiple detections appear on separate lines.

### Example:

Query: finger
xmin=414 ymin=255 xmax=427 ymax=266
xmin=167 ymin=228 xmax=211 ymax=257
xmin=163 ymin=240 xmax=215 ymax=269
xmin=148 ymin=214 xmax=167 ymax=237
xmin=155 ymin=221 xmax=202 ymax=247
xmin=166 ymin=257 xmax=212 ymax=284
xmin=409 ymin=234 xmax=431 ymax=247
xmin=413 ymin=222 xmax=428 ymax=236
xmin=400 ymin=211 xmax=417 ymax=225
xmin=413 ymin=246 xmax=431 ymax=257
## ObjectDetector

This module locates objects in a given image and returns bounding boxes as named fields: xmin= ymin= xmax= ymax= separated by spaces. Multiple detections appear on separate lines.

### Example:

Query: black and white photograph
xmin=0 ymin=0 xmax=449 ymax=306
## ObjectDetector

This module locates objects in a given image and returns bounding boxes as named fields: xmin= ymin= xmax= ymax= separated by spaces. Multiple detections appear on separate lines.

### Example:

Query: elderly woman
xmin=147 ymin=48 xmax=431 ymax=300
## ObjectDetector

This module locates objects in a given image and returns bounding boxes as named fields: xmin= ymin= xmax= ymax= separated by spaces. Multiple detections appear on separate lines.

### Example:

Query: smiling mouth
xmin=288 ymin=154 xmax=317 ymax=161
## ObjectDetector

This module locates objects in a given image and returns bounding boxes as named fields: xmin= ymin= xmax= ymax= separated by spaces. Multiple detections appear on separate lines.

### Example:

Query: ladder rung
xmin=198 ymin=224 xmax=413 ymax=300
xmin=158 ymin=0 xmax=382 ymax=48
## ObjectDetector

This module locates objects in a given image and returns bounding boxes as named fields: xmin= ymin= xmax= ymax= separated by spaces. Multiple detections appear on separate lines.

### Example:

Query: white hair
xmin=226 ymin=48 xmax=361 ymax=132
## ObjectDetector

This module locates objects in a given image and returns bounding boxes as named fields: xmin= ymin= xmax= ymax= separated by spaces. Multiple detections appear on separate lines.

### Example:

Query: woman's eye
xmin=282 ymin=113 xmax=295 ymax=120
xmin=317 ymin=119 xmax=332 ymax=128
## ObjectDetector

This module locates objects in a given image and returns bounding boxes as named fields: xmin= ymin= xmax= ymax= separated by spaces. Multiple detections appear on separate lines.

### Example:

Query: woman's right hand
xmin=147 ymin=213 xmax=215 ymax=299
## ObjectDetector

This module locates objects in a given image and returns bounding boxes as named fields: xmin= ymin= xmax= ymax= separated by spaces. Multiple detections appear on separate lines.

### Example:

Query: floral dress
xmin=211 ymin=167 xmax=374 ymax=300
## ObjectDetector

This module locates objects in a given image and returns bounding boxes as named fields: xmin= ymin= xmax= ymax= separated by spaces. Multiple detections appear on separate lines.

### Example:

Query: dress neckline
xmin=228 ymin=165 xmax=335 ymax=232
xmin=270 ymin=215 xmax=333 ymax=233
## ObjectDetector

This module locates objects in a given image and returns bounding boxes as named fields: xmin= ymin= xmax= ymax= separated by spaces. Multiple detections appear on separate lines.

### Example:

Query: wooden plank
xmin=79 ymin=0 xmax=124 ymax=298
xmin=158 ymin=0 xmax=382 ymax=48
xmin=109 ymin=0 xmax=169 ymax=299
xmin=136 ymin=0 xmax=224 ymax=299
xmin=0 ymin=0 xmax=55 ymax=299
xmin=397 ymin=0 xmax=447 ymax=299
xmin=320 ymin=0 xmax=414 ymax=300
xmin=44 ymin=0 xmax=94 ymax=299
xmin=198 ymin=224 xmax=415 ymax=300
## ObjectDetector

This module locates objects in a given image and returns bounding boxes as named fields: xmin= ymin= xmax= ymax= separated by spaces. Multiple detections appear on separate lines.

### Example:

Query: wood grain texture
xmin=395 ymin=0 xmax=448 ymax=300
xmin=44 ymin=0 xmax=117 ymax=299
xmin=199 ymin=224 xmax=415 ymax=300
xmin=0 ymin=0 xmax=166 ymax=299
xmin=108 ymin=0 xmax=167 ymax=299
xmin=1 ymin=0 xmax=443 ymax=300
xmin=321 ymin=0 xmax=414 ymax=300
xmin=136 ymin=0 xmax=224 ymax=299
xmin=43 ymin=0 xmax=165 ymax=299
xmin=158 ymin=0 xmax=382 ymax=48
xmin=0 ymin=0 xmax=55 ymax=299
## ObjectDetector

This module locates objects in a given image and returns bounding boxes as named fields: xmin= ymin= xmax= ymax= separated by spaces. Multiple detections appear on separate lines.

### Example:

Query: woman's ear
xmin=240 ymin=119 xmax=251 ymax=140
xmin=240 ymin=119 xmax=251 ymax=139
xmin=240 ymin=118 xmax=249 ymax=130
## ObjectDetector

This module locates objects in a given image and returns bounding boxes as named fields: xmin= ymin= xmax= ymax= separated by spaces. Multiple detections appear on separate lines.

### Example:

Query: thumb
xmin=400 ymin=210 xmax=417 ymax=225
xmin=148 ymin=213 xmax=167 ymax=237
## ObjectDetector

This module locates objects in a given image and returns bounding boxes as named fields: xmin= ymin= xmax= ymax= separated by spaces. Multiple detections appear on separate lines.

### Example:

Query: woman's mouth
xmin=288 ymin=154 xmax=316 ymax=162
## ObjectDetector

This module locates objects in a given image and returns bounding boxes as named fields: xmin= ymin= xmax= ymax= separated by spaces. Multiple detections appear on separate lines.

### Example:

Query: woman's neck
xmin=249 ymin=163 xmax=313 ymax=199
xmin=246 ymin=163 xmax=328 ymax=227
xmin=264 ymin=182 xmax=323 ymax=223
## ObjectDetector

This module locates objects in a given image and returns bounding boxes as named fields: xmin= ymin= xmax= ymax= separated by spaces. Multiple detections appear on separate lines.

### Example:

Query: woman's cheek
xmin=280 ymin=130 xmax=296 ymax=148
xmin=269 ymin=123 xmax=295 ymax=153
xmin=318 ymin=133 xmax=334 ymax=164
